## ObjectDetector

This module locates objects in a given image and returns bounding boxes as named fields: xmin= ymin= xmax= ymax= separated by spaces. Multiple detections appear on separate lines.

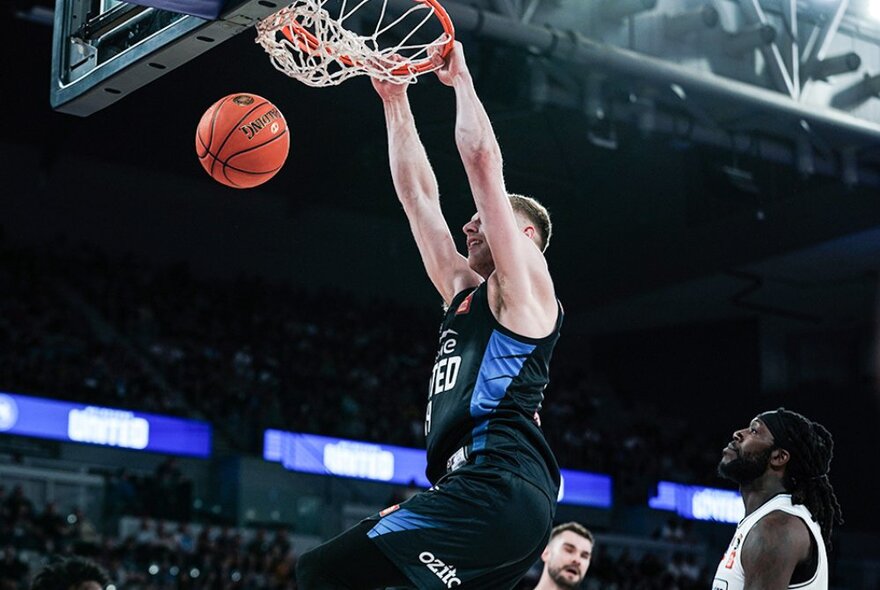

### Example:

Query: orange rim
xmin=280 ymin=0 xmax=455 ymax=76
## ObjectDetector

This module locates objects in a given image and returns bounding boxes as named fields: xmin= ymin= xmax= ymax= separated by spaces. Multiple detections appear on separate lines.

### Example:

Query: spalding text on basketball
xmin=239 ymin=108 xmax=283 ymax=140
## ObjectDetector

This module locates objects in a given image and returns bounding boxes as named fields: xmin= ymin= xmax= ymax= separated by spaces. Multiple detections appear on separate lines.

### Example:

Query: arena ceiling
xmin=3 ymin=0 xmax=880 ymax=330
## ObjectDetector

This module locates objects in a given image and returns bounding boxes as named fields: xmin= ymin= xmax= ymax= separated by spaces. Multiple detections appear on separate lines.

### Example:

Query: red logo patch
xmin=379 ymin=504 xmax=400 ymax=517
xmin=456 ymin=294 xmax=473 ymax=315
xmin=724 ymin=550 xmax=736 ymax=569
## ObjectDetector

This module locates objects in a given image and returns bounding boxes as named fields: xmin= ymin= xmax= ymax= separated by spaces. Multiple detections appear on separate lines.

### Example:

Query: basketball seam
xmin=198 ymin=133 xmax=287 ymax=175
xmin=210 ymin=100 xmax=270 ymax=177
xmin=222 ymin=161 xmax=286 ymax=175
xmin=224 ymin=128 xmax=289 ymax=172
xmin=196 ymin=132 xmax=210 ymax=157
xmin=221 ymin=166 xmax=242 ymax=188
xmin=204 ymin=95 xmax=234 ymax=159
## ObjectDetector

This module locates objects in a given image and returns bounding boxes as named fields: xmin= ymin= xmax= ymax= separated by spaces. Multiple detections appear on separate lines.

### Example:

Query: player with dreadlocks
xmin=713 ymin=408 xmax=843 ymax=590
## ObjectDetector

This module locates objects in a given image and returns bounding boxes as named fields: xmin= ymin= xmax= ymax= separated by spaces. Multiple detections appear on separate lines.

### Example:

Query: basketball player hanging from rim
xmin=714 ymin=408 xmax=844 ymax=590
xmin=295 ymin=41 xmax=562 ymax=589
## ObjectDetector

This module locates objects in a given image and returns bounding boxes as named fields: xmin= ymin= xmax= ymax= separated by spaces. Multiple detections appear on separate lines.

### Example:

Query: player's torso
xmin=713 ymin=495 xmax=828 ymax=590
xmin=423 ymin=283 xmax=561 ymax=495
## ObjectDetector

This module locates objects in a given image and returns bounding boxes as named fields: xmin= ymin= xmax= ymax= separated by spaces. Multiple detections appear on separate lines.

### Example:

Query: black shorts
xmin=364 ymin=465 xmax=556 ymax=589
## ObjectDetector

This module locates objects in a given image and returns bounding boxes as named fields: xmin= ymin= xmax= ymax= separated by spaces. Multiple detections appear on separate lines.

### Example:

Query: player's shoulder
xmin=743 ymin=509 xmax=812 ymax=566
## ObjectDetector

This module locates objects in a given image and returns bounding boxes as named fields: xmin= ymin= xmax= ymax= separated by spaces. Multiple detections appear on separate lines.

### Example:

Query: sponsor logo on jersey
xmin=723 ymin=532 xmax=742 ymax=569
xmin=455 ymin=294 xmax=473 ymax=315
xmin=379 ymin=504 xmax=400 ymax=517
xmin=712 ymin=579 xmax=728 ymax=590
xmin=431 ymin=331 xmax=461 ymax=395
xmin=724 ymin=550 xmax=736 ymax=569
xmin=419 ymin=551 xmax=461 ymax=587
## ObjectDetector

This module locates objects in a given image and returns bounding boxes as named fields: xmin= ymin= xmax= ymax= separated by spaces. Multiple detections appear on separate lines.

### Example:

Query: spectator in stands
xmin=68 ymin=508 xmax=100 ymax=553
xmin=534 ymin=522 xmax=594 ymax=590
xmin=30 ymin=557 xmax=109 ymax=590
xmin=34 ymin=503 xmax=65 ymax=553
xmin=0 ymin=546 xmax=28 ymax=587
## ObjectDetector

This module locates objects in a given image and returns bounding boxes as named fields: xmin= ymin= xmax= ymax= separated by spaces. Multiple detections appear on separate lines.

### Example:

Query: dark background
xmin=2 ymin=1 xmax=879 ymax=535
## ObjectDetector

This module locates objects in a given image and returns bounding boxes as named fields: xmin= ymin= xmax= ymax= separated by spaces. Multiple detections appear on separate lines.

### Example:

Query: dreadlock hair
xmin=31 ymin=556 xmax=109 ymax=590
xmin=767 ymin=407 xmax=844 ymax=551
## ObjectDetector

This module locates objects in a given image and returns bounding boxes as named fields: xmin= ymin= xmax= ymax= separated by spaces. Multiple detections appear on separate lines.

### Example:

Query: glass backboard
xmin=51 ymin=0 xmax=284 ymax=116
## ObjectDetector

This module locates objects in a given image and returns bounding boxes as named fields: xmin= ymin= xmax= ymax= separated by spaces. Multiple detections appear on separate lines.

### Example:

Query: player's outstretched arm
xmin=741 ymin=512 xmax=812 ymax=590
xmin=372 ymin=77 xmax=480 ymax=305
xmin=432 ymin=44 xmax=555 ymax=330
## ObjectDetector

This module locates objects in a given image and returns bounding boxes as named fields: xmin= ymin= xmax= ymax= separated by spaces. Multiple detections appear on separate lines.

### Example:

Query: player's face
xmin=71 ymin=582 xmax=103 ymax=590
xmin=462 ymin=213 xmax=493 ymax=274
xmin=543 ymin=531 xmax=592 ymax=588
xmin=717 ymin=418 xmax=776 ymax=485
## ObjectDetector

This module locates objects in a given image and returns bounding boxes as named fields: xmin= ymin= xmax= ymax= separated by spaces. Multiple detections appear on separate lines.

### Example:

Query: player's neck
xmin=739 ymin=475 xmax=788 ymax=518
xmin=533 ymin=577 xmax=561 ymax=590
xmin=533 ymin=570 xmax=565 ymax=590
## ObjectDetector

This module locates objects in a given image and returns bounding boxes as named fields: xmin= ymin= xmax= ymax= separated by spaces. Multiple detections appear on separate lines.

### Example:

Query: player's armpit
xmin=741 ymin=512 xmax=812 ymax=590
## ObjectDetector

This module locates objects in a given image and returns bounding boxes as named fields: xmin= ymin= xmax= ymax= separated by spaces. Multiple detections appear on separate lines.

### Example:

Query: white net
xmin=255 ymin=0 xmax=454 ymax=87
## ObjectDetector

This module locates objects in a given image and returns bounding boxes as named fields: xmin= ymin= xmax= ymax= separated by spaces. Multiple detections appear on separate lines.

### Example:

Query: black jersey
xmin=424 ymin=282 xmax=562 ymax=498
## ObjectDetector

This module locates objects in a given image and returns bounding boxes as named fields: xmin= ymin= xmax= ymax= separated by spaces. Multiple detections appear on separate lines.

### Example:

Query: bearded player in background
xmin=714 ymin=408 xmax=843 ymax=590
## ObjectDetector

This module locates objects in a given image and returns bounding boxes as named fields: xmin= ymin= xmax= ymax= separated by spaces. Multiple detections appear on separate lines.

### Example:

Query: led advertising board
xmin=264 ymin=429 xmax=612 ymax=508
xmin=0 ymin=392 xmax=211 ymax=458
xmin=649 ymin=480 xmax=744 ymax=523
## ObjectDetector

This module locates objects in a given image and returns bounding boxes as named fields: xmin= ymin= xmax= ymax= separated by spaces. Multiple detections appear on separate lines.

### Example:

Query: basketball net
xmin=255 ymin=0 xmax=455 ymax=87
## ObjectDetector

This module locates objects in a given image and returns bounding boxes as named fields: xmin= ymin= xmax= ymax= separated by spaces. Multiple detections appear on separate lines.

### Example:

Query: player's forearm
xmin=382 ymin=95 xmax=440 ymax=205
xmin=451 ymin=72 xmax=503 ymax=165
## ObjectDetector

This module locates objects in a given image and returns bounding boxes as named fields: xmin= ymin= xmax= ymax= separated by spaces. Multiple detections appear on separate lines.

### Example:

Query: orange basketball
xmin=195 ymin=93 xmax=289 ymax=189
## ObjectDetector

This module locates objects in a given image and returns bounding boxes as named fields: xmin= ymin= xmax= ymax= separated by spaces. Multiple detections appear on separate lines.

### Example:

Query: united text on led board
xmin=264 ymin=429 xmax=612 ymax=508
xmin=0 ymin=392 xmax=211 ymax=457
xmin=649 ymin=480 xmax=744 ymax=523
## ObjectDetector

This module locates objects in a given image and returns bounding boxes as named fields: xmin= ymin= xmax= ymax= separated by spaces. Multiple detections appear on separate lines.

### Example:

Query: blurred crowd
xmin=0 ymin=484 xmax=297 ymax=589
xmin=103 ymin=459 xmax=193 ymax=524
xmin=0 ymin=238 xmax=722 ymax=496
xmin=0 ymin=237 xmax=731 ymax=587
xmin=1 ymin=483 xmax=709 ymax=590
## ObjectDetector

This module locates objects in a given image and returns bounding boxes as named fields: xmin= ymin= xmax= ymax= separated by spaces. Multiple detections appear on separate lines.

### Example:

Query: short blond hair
xmin=509 ymin=194 xmax=552 ymax=252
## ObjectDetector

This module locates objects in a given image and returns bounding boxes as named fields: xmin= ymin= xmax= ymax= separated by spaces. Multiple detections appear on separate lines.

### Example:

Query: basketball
xmin=195 ymin=93 xmax=289 ymax=189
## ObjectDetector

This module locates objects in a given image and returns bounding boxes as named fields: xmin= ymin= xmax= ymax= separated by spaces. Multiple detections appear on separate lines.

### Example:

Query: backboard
xmin=51 ymin=0 xmax=284 ymax=116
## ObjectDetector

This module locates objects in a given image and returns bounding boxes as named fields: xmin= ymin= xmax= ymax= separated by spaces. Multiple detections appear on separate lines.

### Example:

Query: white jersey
xmin=713 ymin=494 xmax=828 ymax=590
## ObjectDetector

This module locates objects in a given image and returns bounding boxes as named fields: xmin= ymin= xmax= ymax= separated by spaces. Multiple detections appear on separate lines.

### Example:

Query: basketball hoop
xmin=256 ymin=0 xmax=455 ymax=87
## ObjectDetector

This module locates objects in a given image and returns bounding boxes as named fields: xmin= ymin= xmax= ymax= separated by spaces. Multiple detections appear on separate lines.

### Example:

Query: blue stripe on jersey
xmin=468 ymin=330 xmax=536 ymax=454
xmin=469 ymin=330 xmax=536 ymax=419
xmin=471 ymin=420 xmax=489 ymax=452
xmin=366 ymin=509 xmax=441 ymax=539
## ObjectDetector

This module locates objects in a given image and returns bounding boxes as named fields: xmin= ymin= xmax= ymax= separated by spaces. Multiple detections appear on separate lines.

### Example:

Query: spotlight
xmin=724 ymin=24 xmax=776 ymax=56
xmin=601 ymin=0 xmax=658 ymax=22
xmin=663 ymin=4 xmax=719 ymax=39
xmin=831 ymin=73 xmax=880 ymax=109
xmin=805 ymin=52 xmax=861 ymax=81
